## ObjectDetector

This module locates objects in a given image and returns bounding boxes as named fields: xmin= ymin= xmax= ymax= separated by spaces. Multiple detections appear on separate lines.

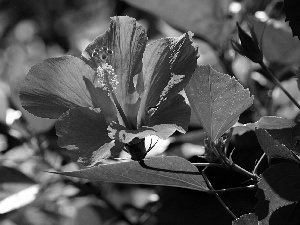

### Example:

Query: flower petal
xmin=147 ymin=93 xmax=191 ymax=135
xmin=83 ymin=77 xmax=118 ymax=124
xmin=56 ymin=107 xmax=124 ymax=167
xmin=137 ymin=32 xmax=198 ymax=127
xmin=20 ymin=56 xmax=95 ymax=119
xmin=108 ymin=94 xmax=190 ymax=144
xmin=81 ymin=16 xmax=147 ymax=126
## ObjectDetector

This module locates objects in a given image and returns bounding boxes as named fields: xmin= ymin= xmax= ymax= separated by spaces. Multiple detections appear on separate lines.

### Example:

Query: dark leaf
xmin=232 ymin=213 xmax=259 ymax=225
xmin=186 ymin=65 xmax=253 ymax=141
xmin=57 ymin=156 xmax=209 ymax=191
xmin=284 ymin=0 xmax=300 ymax=40
xmin=256 ymin=128 xmax=300 ymax=163
xmin=255 ymin=163 xmax=300 ymax=224
xmin=286 ymin=196 xmax=300 ymax=225
xmin=20 ymin=56 xmax=94 ymax=119
xmin=56 ymin=107 xmax=124 ymax=167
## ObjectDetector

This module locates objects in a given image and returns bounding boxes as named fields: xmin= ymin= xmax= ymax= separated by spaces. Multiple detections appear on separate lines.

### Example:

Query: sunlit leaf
xmin=233 ymin=116 xmax=296 ymax=136
xmin=57 ymin=156 xmax=208 ymax=191
xmin=255 ymin=164 xmax=300 ymax=224
xmin=123 ymin=0 xmax=235 ymax=46
xmin=186 ymin=65 xmax=253 ymax=141
xmin=0 ymin=166 xmax=38 ymax=214
xmin=232 ymin=213 xmax=259 ymax=225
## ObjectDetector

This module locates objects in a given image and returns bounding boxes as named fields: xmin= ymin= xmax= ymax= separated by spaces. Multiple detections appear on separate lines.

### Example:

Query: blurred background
xmin=0 ymin=0 xmax=299 ymax=224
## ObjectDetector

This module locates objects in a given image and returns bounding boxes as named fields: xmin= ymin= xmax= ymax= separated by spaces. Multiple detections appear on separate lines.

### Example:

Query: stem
xmin=202 ymin=167 xmax=237 ymax=219
xmin=224 ymin=128 xmax=233 ymax=156
xmin=206 ymin=185 xmax=256 ymax=194
xmin=104 ymin=73 xmax=133 ymax=130
xmin=259 ymin=61 xmax=300 ymax=110
xmin=231 ymin=163 xmax=259 ymax=180
xmin=253 ymin=153 xmax=266 ymax=176
xmin=192 ymin=163 xmax=224 ymax=168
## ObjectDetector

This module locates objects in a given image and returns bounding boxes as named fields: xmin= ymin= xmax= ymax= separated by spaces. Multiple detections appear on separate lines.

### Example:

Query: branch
xmin=202 ymin=167 xmax=237 ymax=219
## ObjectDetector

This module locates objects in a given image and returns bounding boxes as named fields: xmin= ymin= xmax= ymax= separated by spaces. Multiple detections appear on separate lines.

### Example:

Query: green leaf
xmin=123 ymin=0 xmax=235 ymax=46
xmin=232 ymin=213 xmax=259 ymax=225
xmin=250 ymin=17 xmax=300 ymax=66
xmin=0 ymin=166 xmax=38 ymax=214
xmin=185 ymin=65 xmax=253 ymax=141
xmin=233 ymin=116 xmax=297 ymax=136
xmin=19 ymin=56 xmax=95 ymax=119
xmin=255 ymin=164 xmax=300 ymax=224
xmin=57 ymin=156 xmax=209 ymax=191
xmin=255 ymin=124 xmax=300 ymax=163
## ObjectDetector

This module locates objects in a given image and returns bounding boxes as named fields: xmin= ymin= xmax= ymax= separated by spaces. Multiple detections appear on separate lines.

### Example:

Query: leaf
xmin=284 ymin=0 xmax=300 ymax=41
xmin=0 ymin=166 xmax=38 ymax=214
xmin=255 ymin=163 xmax=300 ymax=224
xmin=57 ymin=156 xmax=209 ymax=192
xmin=256 ymin=129 xmax=300 ymax=163
xmin=233 ymin=116 xmax=296 ymax=136
xmin=250 ymin=17 xmax=300 ymax=66
xmin=185 ymin=65 xmax=253 ymax=141
xmin=285 ymin=196 xmax=300 ymax=225
xmin=255 ymin=123 xmax=300 ymax=162
xmin=123 ymin=0 xmax=235 ymax=46
xmin=232 ymin=213 xmax=259 ymax=225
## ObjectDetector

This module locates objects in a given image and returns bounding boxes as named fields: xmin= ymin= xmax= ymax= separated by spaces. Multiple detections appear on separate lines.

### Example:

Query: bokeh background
xmin=0 ymin=0 xmax=299 ymax=224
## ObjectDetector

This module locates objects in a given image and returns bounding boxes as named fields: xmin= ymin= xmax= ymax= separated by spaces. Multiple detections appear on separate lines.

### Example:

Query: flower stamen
xmin=91 ymin=47 xmax=118 ymax=92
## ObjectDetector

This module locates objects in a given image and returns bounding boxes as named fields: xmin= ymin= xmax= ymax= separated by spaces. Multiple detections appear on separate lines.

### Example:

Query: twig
xmin=202 ymin=167 xmax=237 ymax=219
xmin=230 ymin=163 xmax=259 ymax=180
xmin=206 ymin=185 xmax=256 ymax=194
xmin=259 ymin=61 xmax=300 ymax=110
xmin=192 ymin=162 xmax=224 ymax=168
xmin=253 ymin=153 xmax=266 ymax=176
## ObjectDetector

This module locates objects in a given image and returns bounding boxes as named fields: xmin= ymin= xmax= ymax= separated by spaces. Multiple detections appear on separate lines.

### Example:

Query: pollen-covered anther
xmin=92 ymin=46 xmax=113 ymax=65
xmin=95 ymin=63 xmax=118 ymax=92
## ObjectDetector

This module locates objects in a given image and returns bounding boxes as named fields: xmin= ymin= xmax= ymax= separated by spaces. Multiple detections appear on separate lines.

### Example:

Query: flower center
xmin=92 ymin=46 xmax=118 ymax=92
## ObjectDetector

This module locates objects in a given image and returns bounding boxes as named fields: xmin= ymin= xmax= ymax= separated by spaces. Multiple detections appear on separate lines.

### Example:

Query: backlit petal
xmin=20 ymin=56 xmax=95 ymax=119
xmin=137 ymin=32 xmax=198 ymax=127
xmin=147 ymin=93 xmax=191 ymax=135
xmin=81 ymin=16 xmax=147 ymax=127
xmin=56 ymin=107 xmax=124 ymax=167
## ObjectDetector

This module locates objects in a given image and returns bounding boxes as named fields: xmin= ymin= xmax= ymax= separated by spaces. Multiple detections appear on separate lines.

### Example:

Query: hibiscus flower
xmin=19 ymin=16 xmax=199 ymax=166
